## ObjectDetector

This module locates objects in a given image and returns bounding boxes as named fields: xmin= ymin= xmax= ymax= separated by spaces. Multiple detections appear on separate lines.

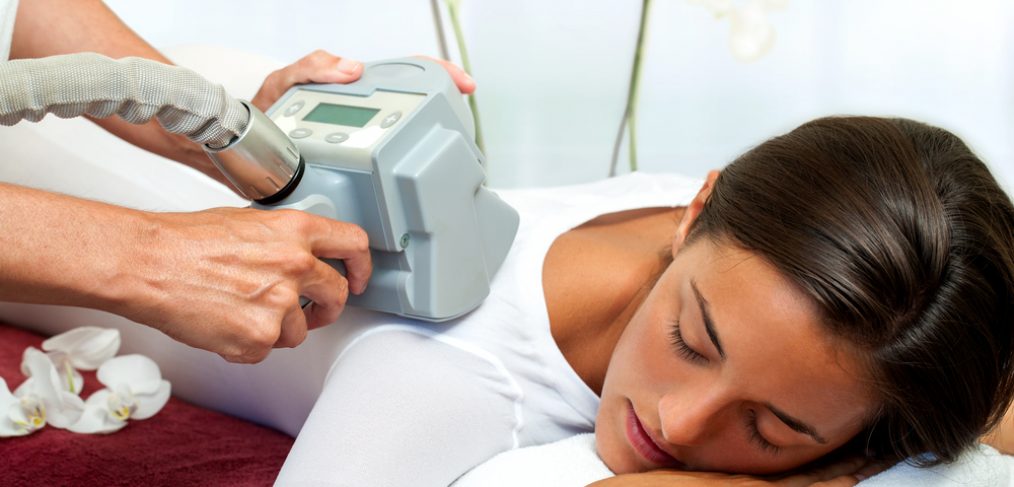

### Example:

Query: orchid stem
xmin=444 ymin=0 xmax=485 ymax=155
xmin=626 ymin=0 xmax=651 ymax=173
xmin=610 ymin=0 xmax=652 ymax=176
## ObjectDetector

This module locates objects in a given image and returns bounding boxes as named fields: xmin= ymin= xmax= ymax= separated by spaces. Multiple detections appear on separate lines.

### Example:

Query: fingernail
xmin=337 ymin=58 xmax=361 ymax=75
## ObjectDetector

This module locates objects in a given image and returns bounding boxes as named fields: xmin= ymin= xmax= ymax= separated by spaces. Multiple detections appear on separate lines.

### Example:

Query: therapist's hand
xmin=120 ymin=207 xmax=372 ymax=364
xmin=250 ymin=50 xmax=476 ymax=112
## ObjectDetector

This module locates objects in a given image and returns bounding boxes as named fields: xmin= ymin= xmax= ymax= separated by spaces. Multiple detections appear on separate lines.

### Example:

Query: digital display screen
xmin=303 ymin=103 xmax=380 ymax=127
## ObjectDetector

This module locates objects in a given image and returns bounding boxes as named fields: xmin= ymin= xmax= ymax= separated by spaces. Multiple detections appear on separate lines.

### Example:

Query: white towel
xmin=455 ymin=434 xmax=1014 ymax=487
xmin=860 ymin=444 xmax=1012 ymax=487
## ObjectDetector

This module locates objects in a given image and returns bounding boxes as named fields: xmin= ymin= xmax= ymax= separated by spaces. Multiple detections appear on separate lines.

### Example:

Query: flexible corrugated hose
xmin=0 ymin=52 xmax=247 ymax=149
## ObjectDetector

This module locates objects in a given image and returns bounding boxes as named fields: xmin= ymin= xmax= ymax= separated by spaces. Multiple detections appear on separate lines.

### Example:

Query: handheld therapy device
xmin=0 ymin=54 xmax=518 ymax=322
xmin=205 ymin=58 xmax=519 ymax=321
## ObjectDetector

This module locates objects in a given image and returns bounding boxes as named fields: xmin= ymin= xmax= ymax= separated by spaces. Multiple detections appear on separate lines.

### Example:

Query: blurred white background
xmin=104 ymin=0 xmax=1013 ymax=192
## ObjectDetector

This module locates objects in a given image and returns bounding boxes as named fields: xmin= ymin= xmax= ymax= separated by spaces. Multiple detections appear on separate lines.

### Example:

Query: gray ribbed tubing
xmin=0 ymin=52 xmax=247 ymax=148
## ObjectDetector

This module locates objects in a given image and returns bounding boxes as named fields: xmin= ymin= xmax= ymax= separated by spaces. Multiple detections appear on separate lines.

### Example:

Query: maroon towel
xmin=0 ymin=323 xmax=294 ymax=486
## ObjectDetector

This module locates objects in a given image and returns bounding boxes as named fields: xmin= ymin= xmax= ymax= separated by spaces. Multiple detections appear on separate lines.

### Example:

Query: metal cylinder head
xmin=203 ymin=100 xmax=302 ymax=202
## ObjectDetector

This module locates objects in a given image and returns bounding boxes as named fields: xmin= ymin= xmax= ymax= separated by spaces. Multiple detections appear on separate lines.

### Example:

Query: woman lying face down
xmin=598 ymin=231 xmax=876 ymax=474
xmin=550 ymin=117 xmax=1014 ymax=477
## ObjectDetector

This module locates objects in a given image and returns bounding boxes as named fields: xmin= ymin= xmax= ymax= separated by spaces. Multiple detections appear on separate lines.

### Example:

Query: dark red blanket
xmin=0 ymin=324 xmax=293 ymax=486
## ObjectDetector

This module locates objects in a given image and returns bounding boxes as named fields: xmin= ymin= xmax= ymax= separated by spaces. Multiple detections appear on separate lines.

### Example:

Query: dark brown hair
xmin=688 ymin=116 xmax=1014 ymax=465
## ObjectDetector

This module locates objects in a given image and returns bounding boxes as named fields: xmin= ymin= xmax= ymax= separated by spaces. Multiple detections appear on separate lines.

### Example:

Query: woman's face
xmin=595 ymin=236 xmax=876 ymax=475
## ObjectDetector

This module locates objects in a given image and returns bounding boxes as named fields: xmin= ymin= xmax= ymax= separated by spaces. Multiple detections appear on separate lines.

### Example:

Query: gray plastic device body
xmin=258 ymin=58 xmax=519 ymax=322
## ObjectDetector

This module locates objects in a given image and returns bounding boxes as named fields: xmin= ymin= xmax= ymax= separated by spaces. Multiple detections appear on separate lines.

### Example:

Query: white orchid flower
xmin=12 ymin=347 xmax=85 ymax=430
xmin=0 ymin=377 xmax=46 ymax=437
xmin=689 ymin=0 xmax=786 ymax=62
xmin=69 ymin=354 xmax=170 ymax=434
xmin=728 ymin=0 xmax=776 ymax=62
xmin=34 ymin=326 xmax=121 ymax=395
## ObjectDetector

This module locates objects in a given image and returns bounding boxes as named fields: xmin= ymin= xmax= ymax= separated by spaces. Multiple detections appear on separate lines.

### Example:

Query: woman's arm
xmin=277 ymin=329 xmax=521 ymax=485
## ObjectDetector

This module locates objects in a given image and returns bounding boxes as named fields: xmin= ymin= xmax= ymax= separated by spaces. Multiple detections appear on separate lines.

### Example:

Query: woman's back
xmin=0 ymin=172 xmax=705 ymax=484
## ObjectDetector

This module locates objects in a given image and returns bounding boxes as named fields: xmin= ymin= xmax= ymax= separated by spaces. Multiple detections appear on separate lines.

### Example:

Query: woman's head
xmin=595 ymin=116 xmax=1014 ymax=474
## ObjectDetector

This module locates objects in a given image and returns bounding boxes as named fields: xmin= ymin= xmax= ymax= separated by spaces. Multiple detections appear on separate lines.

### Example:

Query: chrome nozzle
xmin=204 ymin=100 xmax=302 ymax=203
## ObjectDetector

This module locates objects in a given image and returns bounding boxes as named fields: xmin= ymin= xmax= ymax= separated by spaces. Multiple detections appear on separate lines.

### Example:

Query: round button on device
xmin=325 ymin=132 xmax=349 ymax=144
xmin=289 ymin=128 xmax=313 ymax=139
xmin=380 ymin=111 xmax=402 ymax=129
xmin=284 ymin=100 xmax=305 ymax=117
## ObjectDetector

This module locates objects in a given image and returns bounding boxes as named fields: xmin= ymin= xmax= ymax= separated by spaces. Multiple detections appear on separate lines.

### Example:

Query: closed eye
xmin=669 ymin=319 xmax=709 ymax=365
xmin=745 ymin=409 xmax=782 ymax=455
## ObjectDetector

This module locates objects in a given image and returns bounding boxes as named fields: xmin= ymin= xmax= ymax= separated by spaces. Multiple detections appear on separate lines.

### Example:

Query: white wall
xmin=104 ymin=0 xmax=1014 ymax=193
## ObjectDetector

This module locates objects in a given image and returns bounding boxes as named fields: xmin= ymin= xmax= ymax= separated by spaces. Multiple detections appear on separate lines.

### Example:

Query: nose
xmin=657 ymin=389 xmax=726 ymax=446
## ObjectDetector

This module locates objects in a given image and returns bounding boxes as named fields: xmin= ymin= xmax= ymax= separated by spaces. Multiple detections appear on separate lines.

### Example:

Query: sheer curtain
xmin=106 ymin=0 xmax=1014 ymax=192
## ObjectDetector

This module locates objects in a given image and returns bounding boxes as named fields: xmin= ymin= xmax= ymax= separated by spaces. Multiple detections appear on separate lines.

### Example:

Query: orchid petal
xmin=7 ymin=394 xmax=47 ymax=435
xmin=0 ymin=417 xmax=32 ymax=436
xmin=67 ymin=400 xmax=126 ymax=434
xmin=0 ymin=408 xmax=33 ymax=437
xmin=83 ymin=388 xmax=111 ymax=408
xmin=105 ymin=385 xmax=138 ymax=422
xmin=20 ymin=348 xmax=62 ymax=399
xmin=19 ymin=347 xmax=85 ymax=428
xmin=42 ymin=327 xmax=121 ymax=370
xmin=12 ymin=377 xmax=34 ymax=398
xmin=13 ymin=365 xmax=76 ymax=400
xmin=728 ymin=0 xmax=775 ymax=62
xmin=131 ymin=380 xmax=171 ymax=420
xmin=0 ymin=378 xmax=16 ymax=410
xmin=131 ymin=378 xmax=163 ymax=396
xmin=43 ymin=391 xmax=85 ymax=429
xmin=67 ymin=365 xmax=84 ymax=396
xmin=0 ymin=378 xmax=34 ymax=437
xmin=97 ymin=355 xmax=162 ymax=391
xmin=43 ymin=353 xmax=85 ymax=395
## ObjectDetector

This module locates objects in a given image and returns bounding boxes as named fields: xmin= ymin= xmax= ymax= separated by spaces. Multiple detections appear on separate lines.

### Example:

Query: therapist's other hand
xmin=414 ymin=55 xmax=477 ymax=94
xmin=122 ymin=207 xmax=372 ymax=364
xmin=250 ymin=50 xmax=476 ymax=111
xmin=251 ymin=50 xmax=364 ymax=112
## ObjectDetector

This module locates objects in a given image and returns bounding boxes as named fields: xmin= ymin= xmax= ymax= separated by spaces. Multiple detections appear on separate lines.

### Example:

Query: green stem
xmin=626 ymin=0 xmax=652 ymax=172
xmin=627 ymin=110 xmax=637 ymax=172
xmin=64 ymin=361 xmax=75 ymax=393
xmin=445 ymin=1 xmax=485 ymax=154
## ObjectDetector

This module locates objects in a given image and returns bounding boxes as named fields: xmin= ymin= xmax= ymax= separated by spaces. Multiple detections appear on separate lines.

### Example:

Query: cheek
xmin=600 ymin=278 xmax=700 ymax=414
xmin=607 ymin=315 xmax=681 ymax=393
xmin=596 ymin=299 xmax=686 ymax=473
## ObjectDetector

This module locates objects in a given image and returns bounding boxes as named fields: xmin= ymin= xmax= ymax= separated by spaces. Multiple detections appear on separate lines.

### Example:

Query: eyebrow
xmin=689 ymin=279 xmax=828 ymax=445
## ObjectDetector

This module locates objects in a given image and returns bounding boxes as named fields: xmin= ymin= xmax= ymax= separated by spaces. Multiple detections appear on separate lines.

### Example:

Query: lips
xmin=624 ymin=402 xmax=685 ymax=468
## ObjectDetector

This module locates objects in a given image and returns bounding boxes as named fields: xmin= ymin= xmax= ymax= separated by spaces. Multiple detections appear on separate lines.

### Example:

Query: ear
xmin=673 ymin=170 xmax=720 ymax=257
